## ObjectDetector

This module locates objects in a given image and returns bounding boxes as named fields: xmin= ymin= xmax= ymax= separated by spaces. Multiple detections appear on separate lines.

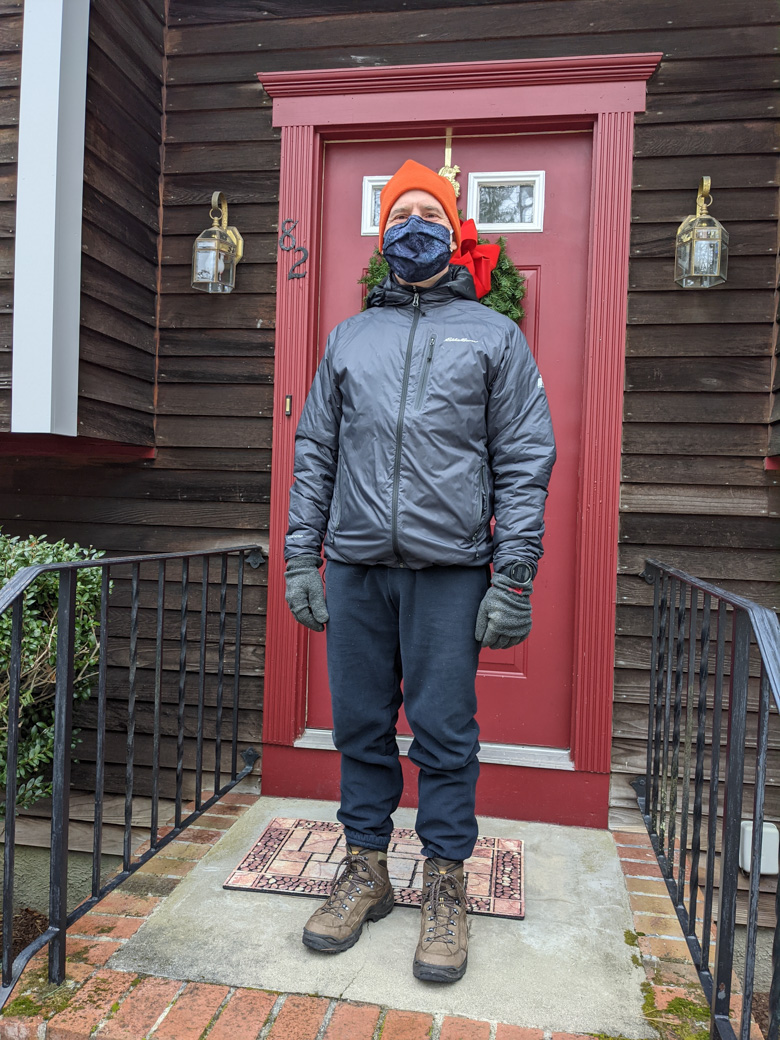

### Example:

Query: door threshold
xmin=293 ymin=728 xmax=574 ymax=771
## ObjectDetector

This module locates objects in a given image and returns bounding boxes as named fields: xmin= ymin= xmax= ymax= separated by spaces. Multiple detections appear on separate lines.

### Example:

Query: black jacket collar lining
xmin=365 ymin=265 xmax=478 ymax=309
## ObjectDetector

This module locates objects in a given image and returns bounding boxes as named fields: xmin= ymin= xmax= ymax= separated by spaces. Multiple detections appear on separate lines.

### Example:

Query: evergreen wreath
xmin=359 ymin=235 xmax=526 ymax=322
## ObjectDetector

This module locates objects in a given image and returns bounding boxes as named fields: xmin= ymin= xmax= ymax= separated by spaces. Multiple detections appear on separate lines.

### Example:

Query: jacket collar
xmin=366 ymin=264 xmax=478 ymax=309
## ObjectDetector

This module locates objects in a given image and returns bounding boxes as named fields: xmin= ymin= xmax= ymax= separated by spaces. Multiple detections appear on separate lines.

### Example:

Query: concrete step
xmin=106 ymin=794 xmax=654 ymax=1038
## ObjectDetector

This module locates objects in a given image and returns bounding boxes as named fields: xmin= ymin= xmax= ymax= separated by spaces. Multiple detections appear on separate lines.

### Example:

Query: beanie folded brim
xmin=379 ymin=159 xmax=461 ymax=250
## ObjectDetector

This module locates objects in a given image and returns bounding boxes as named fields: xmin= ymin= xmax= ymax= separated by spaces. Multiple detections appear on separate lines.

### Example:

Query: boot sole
xmin=302 ymin=889 xmax=395 ymax=953
xmin=412 ymin=954 xmax=468 ymax=983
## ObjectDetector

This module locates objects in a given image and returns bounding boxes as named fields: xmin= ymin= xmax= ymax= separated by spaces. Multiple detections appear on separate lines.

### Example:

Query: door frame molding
xmin=259 ymin=53 xmax=661 ymax=776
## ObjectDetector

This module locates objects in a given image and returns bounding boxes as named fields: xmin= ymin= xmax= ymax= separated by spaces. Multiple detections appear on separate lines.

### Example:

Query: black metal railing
xmin=0 ymin=545 xmax=264 ymax=1007
xmin=633 ymin=559 xmax=780 ymax=1040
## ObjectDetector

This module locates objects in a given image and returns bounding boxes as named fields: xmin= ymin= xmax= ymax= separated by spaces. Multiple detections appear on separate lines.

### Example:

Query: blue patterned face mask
xmin=382 ymin=215 xmax=453 ymax=283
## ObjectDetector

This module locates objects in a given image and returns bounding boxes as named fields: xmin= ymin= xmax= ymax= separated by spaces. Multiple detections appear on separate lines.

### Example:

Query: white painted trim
xmin=11 ymin=0 xmax=91 ymax=435
xmin=294 ymin=727 xmax=574 ymax=771
xmin=360 ymin=175 xmax=390 ymax=236
xmin=466 ymin=171 xmax=545 ymax=233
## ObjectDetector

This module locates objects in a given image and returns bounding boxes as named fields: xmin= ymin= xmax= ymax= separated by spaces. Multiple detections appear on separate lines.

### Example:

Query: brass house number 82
xmin=279 ymin=219 xmax=308 ymax=279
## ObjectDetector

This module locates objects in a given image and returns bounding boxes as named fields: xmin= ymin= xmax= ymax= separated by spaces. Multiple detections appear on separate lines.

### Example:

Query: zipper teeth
xmin=391 ymin=293 xmax=421 ymax=560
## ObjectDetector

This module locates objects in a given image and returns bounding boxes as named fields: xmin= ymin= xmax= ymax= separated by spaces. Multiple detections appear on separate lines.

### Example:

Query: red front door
xmin=304 ymin=130 xmax=591 ymax=764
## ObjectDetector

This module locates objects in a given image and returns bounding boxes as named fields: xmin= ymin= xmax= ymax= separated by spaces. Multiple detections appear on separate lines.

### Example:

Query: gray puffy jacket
xmin=285 ymin=266 xmax=556 ymax=572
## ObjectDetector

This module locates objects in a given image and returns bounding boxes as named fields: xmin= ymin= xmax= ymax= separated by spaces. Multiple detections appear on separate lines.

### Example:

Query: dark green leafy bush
xmin=0 ymin=532 xmax=105 ymax=813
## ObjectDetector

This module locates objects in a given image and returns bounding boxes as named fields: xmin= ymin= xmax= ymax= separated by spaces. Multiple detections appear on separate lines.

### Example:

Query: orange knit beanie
xmin=378 ymin=159 xmax=461 ymax=250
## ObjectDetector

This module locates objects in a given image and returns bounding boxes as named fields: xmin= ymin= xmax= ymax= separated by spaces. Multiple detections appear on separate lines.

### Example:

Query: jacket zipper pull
xmin=413 ymin=289 xmax=420 ymax=309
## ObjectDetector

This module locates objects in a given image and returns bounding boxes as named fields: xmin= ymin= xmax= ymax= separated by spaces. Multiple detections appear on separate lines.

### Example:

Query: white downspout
xmin=11 ymin=0 xmax=90 ymax=435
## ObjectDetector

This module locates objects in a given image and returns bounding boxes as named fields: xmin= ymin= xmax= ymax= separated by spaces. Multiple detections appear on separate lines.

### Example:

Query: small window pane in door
xmin=467 ymin=171 xmax=545 ymax=233
xmin=479 ymin=184 xmax=534 ymax=224
xmin=361 ymin=175 xmax=391 ymax=235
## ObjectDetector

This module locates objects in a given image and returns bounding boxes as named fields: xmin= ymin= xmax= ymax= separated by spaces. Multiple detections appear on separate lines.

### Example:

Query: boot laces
xmin=316 ymin=851 xmax=384 ymax=921
xmin=423 ymin=867 xmax=467 ymax=946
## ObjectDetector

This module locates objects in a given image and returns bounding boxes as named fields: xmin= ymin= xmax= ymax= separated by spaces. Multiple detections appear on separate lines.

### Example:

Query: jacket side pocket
xmin=472 ymin=460 xmax=490 ymax=537
xmin=330 ymin=464 xmax=343 ymax=533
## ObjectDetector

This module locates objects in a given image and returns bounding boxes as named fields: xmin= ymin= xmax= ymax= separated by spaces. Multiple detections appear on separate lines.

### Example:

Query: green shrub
xmin=0 ymin=532 xmax=105 ymax=813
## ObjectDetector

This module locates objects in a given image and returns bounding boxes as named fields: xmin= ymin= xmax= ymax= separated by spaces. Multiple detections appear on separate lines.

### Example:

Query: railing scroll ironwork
xmin=0 ymin=545 xmax=264 ymax=1008
xmin=633 ymin=558 xmax=780 ymax=1040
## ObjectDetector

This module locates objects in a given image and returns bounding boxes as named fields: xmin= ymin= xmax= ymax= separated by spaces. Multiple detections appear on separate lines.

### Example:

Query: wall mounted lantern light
xmin=191 ymin=191 xmax=244 ymax=293
xmin=674 ymin=177 xmax=729 ymax=289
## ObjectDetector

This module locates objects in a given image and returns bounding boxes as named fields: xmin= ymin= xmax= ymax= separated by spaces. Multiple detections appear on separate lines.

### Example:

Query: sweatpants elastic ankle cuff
xmin=421 ymin=847 xmax=474 ymax=862
xmin=343 ymin=834 xmax=389 ymax=853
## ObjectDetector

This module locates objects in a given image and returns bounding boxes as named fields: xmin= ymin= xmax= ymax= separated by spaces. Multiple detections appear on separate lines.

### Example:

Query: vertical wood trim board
xmin=572 ymin=109 xmax=635 ymax=774
xmin=263 ymin=123 xmax=321 ymax=745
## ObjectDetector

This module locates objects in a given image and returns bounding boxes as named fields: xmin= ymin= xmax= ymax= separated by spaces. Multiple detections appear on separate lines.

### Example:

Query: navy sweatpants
xmin=324 ymin=561 xmax=490 ymax=862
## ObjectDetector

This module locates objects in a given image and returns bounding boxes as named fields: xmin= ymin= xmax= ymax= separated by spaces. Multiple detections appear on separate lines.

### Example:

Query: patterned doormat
xmin=223 ymin=817 xmax=524 ymax=919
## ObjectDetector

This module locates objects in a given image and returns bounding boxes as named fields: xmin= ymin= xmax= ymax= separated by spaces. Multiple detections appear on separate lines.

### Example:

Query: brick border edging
xmin=614 ymin=828 xmax=764 ymax=1040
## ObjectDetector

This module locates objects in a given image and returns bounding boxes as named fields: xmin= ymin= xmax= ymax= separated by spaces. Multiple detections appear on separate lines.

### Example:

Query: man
xmin=284 ymin=159 xmax=555 ymax=982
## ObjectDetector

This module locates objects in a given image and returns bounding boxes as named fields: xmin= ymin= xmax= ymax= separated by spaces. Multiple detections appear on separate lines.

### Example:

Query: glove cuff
xmin=492 ymin=570 xmax=532 ymax=595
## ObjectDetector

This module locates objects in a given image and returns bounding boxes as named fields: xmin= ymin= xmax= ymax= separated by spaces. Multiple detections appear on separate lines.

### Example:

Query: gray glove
xmin=284 ymin=555 xmax=329 ymax=632
xmin=475 ymin=571 xmax=533 ymax=650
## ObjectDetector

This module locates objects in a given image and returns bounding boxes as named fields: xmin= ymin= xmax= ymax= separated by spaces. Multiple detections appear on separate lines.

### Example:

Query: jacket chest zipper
xmin=413 ymin=335 xmax=437 ymax=410
xmin=391 ymin=291 xmax=421 ymax=561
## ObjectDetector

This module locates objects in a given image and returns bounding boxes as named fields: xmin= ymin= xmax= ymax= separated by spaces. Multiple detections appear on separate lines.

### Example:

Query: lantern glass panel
xmin=692 ymin=231 xmax=719 ymax=277
xmin=674 ymin=229 xmax=692 ymax=286
xmin=674 ymin=213 xmax=728 ymax=289
xmin=192 ymin=227 xmax=237 ymax=293
xmin=193 ymin=242 xmax=218 ymax=284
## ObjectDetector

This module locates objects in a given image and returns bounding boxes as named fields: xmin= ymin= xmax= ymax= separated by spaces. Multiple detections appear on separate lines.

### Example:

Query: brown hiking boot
xmin=302 ymin=846 xmax=394 ymax=953
xmin=413 ymin=857 xmax=469 ymax=982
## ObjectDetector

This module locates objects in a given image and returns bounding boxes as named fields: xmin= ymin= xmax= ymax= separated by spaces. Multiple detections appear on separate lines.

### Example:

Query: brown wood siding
xmin=0 ymin=0 xmax=22 ymax=432
xmin=0 ymin=0 xmax=265 ymax=820
xmin=77 ymin=0 xmax=163 ymax=444
xmin=0 ymin=0 xmax=778 ymax=836
xmin=615 ymin=16 xmax=780 ymax=828
xmin=0 ymin=0 xmax=163 ymax=442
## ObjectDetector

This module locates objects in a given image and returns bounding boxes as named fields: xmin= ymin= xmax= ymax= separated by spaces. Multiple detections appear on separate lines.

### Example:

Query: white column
xmin=11 ymin=0 xmax=90 ymax=435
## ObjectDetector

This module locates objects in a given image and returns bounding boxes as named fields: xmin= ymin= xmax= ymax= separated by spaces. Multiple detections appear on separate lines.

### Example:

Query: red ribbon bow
xmin=450 ymin=218 xmax=500 ymax=299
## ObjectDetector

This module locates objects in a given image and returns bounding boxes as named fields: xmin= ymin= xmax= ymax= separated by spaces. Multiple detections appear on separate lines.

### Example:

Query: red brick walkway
xmin=0 ymin=795 xmax=751 ymax=1040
